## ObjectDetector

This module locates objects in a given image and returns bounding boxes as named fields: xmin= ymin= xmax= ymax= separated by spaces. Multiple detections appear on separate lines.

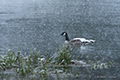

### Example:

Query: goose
xmin=61 ymin=32 xmax=95 ymax=47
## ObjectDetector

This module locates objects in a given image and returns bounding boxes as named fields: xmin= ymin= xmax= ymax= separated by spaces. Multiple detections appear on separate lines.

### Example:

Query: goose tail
xmin=89 ymin=39 xmax=95 ymax=43
xmin=82 ymin=39 xmax=95 ymax=44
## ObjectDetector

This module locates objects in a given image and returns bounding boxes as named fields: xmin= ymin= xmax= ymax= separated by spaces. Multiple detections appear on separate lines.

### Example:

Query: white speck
xmin=8 ymin=49 xmax=12 ymax=52
xmin=41 ymin=58 xmax=45 ymax=61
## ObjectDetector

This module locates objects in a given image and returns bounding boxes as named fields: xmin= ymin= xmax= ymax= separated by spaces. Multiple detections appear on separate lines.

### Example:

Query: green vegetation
xmin=0 ymin=47 xmax=115 ymax=79
xmin=54 ymin=47 xmax=72 ymax=65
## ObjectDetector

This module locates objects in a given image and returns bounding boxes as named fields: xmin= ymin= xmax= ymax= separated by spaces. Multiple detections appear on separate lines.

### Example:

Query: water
xmin=0 ymin=0 xmax=120 ymax=79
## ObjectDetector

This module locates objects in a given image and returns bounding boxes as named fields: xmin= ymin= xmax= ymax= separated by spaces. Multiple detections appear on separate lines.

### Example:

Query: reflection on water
xmin=0 ymin=0 xmax=120 ymax=79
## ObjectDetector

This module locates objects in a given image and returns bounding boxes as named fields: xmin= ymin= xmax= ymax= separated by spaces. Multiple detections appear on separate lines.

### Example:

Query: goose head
xmin=61 ymin=32 xmax=69 ymax=41
xmin=61 ymin=32 xmax=67 ymax=36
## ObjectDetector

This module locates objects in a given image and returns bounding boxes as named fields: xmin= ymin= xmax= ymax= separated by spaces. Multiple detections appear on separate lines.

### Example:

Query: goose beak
xmin=61 ymin=33 xmax=63 ymax=36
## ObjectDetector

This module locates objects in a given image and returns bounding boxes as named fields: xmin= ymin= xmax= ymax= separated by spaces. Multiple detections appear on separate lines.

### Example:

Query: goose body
xmin=61 ymin=32 xmax=95 ymax=47
xmin=72 ymin=38 xmax=95 ymax=43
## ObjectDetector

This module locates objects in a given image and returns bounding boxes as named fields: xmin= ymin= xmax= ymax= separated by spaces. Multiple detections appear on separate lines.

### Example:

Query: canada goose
xmin=61 ymin=32 xmax=95 ymax=47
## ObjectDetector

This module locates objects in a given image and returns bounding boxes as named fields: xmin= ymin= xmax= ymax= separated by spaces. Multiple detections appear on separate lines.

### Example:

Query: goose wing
xmin=72 ymin=38 xmax=95 ymax=43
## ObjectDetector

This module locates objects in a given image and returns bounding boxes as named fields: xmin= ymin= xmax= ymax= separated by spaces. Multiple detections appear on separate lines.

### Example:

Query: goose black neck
xmin=65 ymin=34 xmax=69 ymax=41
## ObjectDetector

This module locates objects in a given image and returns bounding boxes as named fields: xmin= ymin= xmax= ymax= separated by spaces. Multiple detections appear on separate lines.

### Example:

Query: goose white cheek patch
xmin=63 ymin=33 xmax=66 ymax=36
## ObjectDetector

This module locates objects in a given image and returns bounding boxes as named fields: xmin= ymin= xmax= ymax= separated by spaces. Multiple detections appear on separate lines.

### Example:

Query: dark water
xmin=0 ymin=0 xmax=120 ymax=79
